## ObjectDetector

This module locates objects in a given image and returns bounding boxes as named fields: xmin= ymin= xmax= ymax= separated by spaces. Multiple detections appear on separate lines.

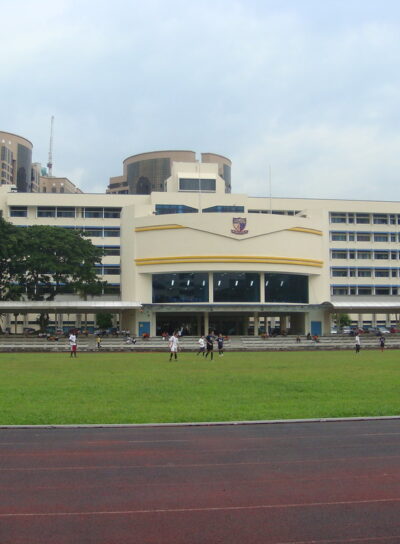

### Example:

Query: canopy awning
xmin=0 ymin=301 xmax=141 ymax=313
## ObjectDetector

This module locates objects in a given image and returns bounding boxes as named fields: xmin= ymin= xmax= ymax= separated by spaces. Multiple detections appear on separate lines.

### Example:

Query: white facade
xmin=1 ymin=161 xmax=400 ymax=336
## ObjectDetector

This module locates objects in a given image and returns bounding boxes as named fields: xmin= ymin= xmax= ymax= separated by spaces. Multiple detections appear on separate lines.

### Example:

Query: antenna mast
xmin=47 ymin=115 xmax=54 ymax=177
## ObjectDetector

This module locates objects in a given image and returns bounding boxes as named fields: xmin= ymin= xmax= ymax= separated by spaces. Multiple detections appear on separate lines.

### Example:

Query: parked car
xmin=341 ymin=326 xmax=352 ymax=334
xmin=377 ymin=327 xmax=390 ymax=334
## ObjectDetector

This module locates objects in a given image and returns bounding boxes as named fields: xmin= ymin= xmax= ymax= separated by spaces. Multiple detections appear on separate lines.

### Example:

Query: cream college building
xmin=1 ymin=156 xmax=400 ymax=336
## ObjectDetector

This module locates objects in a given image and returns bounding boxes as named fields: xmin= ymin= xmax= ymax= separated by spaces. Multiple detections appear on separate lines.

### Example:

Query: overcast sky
xmin=2 ymin=0 xmax=400 ymax=200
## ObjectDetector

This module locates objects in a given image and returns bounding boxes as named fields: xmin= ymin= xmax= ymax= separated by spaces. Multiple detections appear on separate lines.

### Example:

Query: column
xmin=358 ymin=314 xmax=363 ymax=330
xmin=204 ymin=312 xmax=209 ymax=335
xmin=259 ymin=273 xmax=265 ymax=303
xmin=253 ymin=312 xmax=259 ymax=336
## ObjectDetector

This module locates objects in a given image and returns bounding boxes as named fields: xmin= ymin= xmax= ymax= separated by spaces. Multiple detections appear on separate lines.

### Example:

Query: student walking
xmin=168 ymin=331 xmax=179 ymax=361
xmin=217 ymin=333 xmax=224 ymax=356
xmin=69 ymin=331 xmax=77 ymax=358
xmin=205 ymin=331 xmax=214 ymax=360
xmin=197 ymin=335 xmax=206 ymax=356
xmin=380 ymin=336 xmax=385 ymax=352
xmin=355 ymin=334 xmax=361 ymax=354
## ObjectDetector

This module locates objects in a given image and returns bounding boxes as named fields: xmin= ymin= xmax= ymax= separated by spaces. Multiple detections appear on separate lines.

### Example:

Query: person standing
xmin=69 ymin=331 xmax=77 ymax=358
xmin=380 ymin=336 xmax=385 ymax=352
xmin=205 ymin=331 xmax=215 ymax=360
xmin=355 ymin=334 xmax=361 ymax=354
xmin=168 ymin=331 xmax=179 ymax=361
xmin=217 ymin=333 xmax=224 ymax=356
xmin=96 ymin=335 xmax=101 ymax=350
xmin=197 ymin=335 xmax=206 ymax=356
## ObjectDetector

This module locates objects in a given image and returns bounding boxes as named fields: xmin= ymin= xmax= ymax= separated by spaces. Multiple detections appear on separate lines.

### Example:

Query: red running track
xmin=1 ymin=420 xmax=400 ymax=543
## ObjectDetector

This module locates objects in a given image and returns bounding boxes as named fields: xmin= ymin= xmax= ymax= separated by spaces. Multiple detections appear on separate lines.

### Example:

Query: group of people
xmin=355 ymin=333 xmax=385 ymax=353
xmin=168 ymin=331 xmax=225 ymax=361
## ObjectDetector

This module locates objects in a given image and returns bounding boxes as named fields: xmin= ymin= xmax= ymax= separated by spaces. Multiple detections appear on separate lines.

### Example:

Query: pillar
xmin=204 ymin=312 xmax=209 ymax=335
xmin=253 ymin=312 xmax=259 ymax=336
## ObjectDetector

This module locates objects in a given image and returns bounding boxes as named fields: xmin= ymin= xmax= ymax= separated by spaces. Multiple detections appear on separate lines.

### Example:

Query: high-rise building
xmin=107 ymin=150 xmax=231 ymax=194
xmin=0 ymin=131 xmax=33 ymax=192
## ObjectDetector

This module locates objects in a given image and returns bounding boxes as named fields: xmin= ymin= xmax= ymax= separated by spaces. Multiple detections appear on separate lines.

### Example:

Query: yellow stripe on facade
xmin=135 ymin=225 xmax=186 ymax=232
xmin=135 ymin=256 xmax=323 ymax=268
xmin=287 ymin=227 xmax=323 ymax=236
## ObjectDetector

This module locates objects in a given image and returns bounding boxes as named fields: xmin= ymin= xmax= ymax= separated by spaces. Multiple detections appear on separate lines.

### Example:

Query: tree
xmin=0 ymin=218 xmax=106 ymax=331
xmin=19 ymin=226 xmax=104 ymax=301
xmin=96 ymin=312 xmax=113 ymax=330
xmin=338 ymin=314 xmax=352 ymax=327
xmin=0 ymin=217 xmax=24 ymax=301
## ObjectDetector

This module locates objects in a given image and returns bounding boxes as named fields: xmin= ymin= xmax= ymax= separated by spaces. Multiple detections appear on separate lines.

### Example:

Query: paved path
xmin=1 ymin=420 xmax=400 ymax=543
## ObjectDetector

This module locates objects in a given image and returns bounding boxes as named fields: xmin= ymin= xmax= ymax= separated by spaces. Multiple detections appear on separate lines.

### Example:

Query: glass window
xmin=331 ymin=232 xmax=347 ymax=241
xmin=103 ymin=267 xmax=120 ymax=275
xmin=84 ymin=228 xmax=103 ymax=237
xmin=202 ymin=205 xmax=245 ymax=213
xmin=391 ymin=251 xmax=398 ymax=260
xmin=348 ymin=214 xmax=355 ymax=223
xmin=358 ymin=287 xmax=372 ymax=295
xmin=358 ymin=269 xmax=372 ymax=277
xmin=356 ymin=232 xmax=371 ymax=242
xmin=103 ymin=284 xmax=120 ymax=295
xmin=349 ymin=286 xmax=356 ymax=295
xmin=375 ymin=287 xmax=390 ymax=295
xmin=392 ymin=287 xmax=398 ymax=295
xmin=375 ymin=269 xmax=390 ymax=277
xmin=214 ymin=272 xmax=260 ymax=303
xmin=390 ymin=233 xmax=397 ymax=242
xmin=155 ymin=204 xmax=198 ymax=215
xmin=331 ymin=268 xmax=348 ymax=277
xmin=104 ymin=207 xmax=121 ymax=218
xmin=357 ymin=251 xmax=372 ymax=259
xmin=332 ymin=287 xmax=348 ymax=295
xmin=373 ymin=214 xmax=388 ymax=224
xmin=349 ymin=268 xmax=356 ymax=277
xmin=348 ymin=233 xmax=355 ymax=241
xmin=330 ymin=213 xmax=346 ymax=223
xmin=84 ymin=207 xmax=103 ymax=218
xmin=103 ymin=246 xmax=120 ymax=256
xmin=37 ymin=206 xmax=56 ymax=218
xmin=152 ymin=273 xmax=209 ymax=303
xmin=356 ymin=214 xmax=370 ymax=224
xmin=10 ymin=206 xmax=27 ymax=217
xmin=331 ymin=250 xmax=347 ymax=259
xmin=374 ymin=233 xmax=388 ymax=242
xmin=103 ymin=228 xmax=120 ymax=237
xmin=375 ymin=251 xmax=389 ymax=260
xmin=56 ymin=207 xmax=75 ymax=218
xmin=392 ymin=269 xmax=398 ymax=277
xmin=179 ymin=178 xmax=216 ymax=192
xmin=390 ymin=215 xmax=396 ymax=224
xmin=264 ymin=273 xmax=308 ymax=303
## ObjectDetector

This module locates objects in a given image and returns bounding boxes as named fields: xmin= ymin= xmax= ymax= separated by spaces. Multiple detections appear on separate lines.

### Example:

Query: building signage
xmin=231 ymin=217 xmax=248 ymax=235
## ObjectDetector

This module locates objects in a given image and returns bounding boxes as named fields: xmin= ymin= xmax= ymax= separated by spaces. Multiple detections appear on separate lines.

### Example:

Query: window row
xmin=331 ymin=231 xmax=400 ymax=243
xmin=331 ymin=249 xmax=400 ymax=260
xmin=95 ymin=265 xmax=120 ymax=275
xmin=154 ymin=204 xmax=245 ymax=215
xmin=331 ymin=267 xmax=400 ymax=278
xmin=9 ymin=206 xmax=121 ymax=218
xmin=331 ymin=285 xmax=399 ymax=296
xmin=330 ymin=212 xmax=400 ymax=225
xmin=152 ymin=272 xmax=309 ymax=304
xmin=248 ymin=209 xmax=301 ymax=215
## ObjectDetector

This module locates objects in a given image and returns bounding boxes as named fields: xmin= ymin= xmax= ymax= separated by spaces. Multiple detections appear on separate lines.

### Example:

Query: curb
xmin=1 ymin=415 xmax=400 ymax=429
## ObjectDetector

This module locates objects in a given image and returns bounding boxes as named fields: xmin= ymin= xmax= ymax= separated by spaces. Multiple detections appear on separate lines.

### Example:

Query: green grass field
xmin=1 ymin=350 xmax=400 ymax=425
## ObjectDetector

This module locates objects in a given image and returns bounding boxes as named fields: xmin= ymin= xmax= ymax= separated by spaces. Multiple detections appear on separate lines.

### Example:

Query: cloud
xmin=1 ymin=0 xmax=400 ymax=199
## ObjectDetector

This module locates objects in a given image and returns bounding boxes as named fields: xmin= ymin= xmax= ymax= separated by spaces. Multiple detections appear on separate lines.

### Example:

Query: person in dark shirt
xmin=217 ymin=333 xmax=224 ymax=356
xmin=205 ymin=331 xmax=215 ymax=360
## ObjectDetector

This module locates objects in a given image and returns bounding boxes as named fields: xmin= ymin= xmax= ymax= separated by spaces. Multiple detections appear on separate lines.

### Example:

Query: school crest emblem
xmin=231 ymin=217 xmax=248 ymax=235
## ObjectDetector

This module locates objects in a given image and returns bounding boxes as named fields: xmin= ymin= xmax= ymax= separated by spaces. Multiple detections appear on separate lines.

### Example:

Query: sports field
xmin=1 ymin=350 xmax=399 ymax=425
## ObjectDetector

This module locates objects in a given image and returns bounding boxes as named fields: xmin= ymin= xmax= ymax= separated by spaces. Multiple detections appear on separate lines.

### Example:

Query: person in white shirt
xmin=197 ymin=336 xmax=206 ymax=356
xmin=355 ymin=334 xmax=361 ymax=354
xmin=69 ymin=332 xmax=77 ymax=358
xmin=168 ymin=331 xmax=179 ymax=361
